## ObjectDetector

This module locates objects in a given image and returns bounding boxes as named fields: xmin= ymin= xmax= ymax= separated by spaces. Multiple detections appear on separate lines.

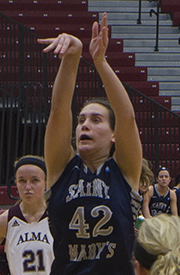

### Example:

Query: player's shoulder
xmin=148 ymin=185 xmax=154 ymax=197
xmin=170 ymin=189 xmax=177 ymax=199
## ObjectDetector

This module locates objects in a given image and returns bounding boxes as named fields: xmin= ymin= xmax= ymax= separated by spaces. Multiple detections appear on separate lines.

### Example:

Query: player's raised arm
xmin=89 ymin=13 xmax=142 ymax=192
xmin=38 ymin=34 xmax=82 ymax=189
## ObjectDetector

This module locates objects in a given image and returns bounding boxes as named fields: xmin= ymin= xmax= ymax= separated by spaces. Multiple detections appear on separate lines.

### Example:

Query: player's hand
xmin=89 ymin=12 xmax=109 ymax=62
xmin=37 ymin=33 xmax=82 ymax=59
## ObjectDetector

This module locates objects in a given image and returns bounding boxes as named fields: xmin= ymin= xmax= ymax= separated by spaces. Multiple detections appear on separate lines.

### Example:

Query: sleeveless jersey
xmin=5 ymin=204 xmax=54 ymax=275
xmin=48 ymin=155 xmax=141 ymax=275
xmin=149 ymin=185 xmax=171 ymax=216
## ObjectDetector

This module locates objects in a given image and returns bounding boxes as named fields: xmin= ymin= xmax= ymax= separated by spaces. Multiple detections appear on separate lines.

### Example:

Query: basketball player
xmin=0 ymin=155 xmax=54 ymax=275
xmin=133 ymin=214 xmax=180 ymax=275
xmin=173 ymin=173 xmax=180 ymax=216
xmin=142 ymin=167 xmax=177 ymax=218
xmin=38 ymin=13 xmax=142 ymax=275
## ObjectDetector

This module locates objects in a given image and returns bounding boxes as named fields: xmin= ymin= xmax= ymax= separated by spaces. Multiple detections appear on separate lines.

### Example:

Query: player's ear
xmin=111 ymin=132 xmax=115 ymax=143
xmin=134 ymin=260 xmax=149 ymax=275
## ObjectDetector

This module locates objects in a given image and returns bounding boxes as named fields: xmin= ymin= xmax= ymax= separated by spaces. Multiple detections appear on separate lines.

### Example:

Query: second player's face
xmin=139 ymin=179 xmax=149 ymax=194
xmin=156 ymin=170 xmax=171 ymax=188
xmin=15 ymin=165 xmax=46 ymax=204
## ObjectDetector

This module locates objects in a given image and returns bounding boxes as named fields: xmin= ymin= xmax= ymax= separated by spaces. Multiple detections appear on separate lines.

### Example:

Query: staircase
xmin=88 ymin=0 xmax=180 ymax=111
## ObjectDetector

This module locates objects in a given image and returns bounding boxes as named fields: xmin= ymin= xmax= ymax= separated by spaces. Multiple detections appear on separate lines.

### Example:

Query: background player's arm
xmin=170 ymin=190 xmax=178 ymax=216
xmin=141 ymin=186 xmax=153 ymax=218
xmin=0 ymin=210 xmax=8 ymax=242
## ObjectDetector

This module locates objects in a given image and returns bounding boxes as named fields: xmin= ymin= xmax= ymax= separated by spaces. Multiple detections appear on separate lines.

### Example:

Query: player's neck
xmin=20 ymin=200 xmax=46 ymax=223
xmin=80 ymin=153 xmax=109 ymax=173
xmin=156 ymin=184 xmax=168 ymax=195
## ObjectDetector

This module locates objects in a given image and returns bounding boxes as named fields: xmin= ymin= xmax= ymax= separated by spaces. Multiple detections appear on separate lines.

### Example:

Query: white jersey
xmin=5 ymin=204 xmax=54 ymax=275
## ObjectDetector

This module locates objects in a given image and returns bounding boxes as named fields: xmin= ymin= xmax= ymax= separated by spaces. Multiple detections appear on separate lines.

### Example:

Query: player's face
xmin=156 ymin=170 xmax=171 ymax=188
xmin=139 ymin=179 xmax=149 ymax=194
xmin=76 ymin=103 xmax=115 ymax=158
xmin=15 ymin=165 xmax=46 ymax=204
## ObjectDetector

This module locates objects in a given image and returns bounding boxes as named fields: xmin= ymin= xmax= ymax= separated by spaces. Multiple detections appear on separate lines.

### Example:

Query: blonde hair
xmin=137 ymin=214 xmax=180 ymax=274
xmin=140 ymin=158 xmax=154 ymax=186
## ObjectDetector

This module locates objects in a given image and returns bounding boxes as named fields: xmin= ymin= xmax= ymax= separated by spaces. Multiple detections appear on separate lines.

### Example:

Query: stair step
xmin=89 ymin=7 xmax=158 ymax=13
xmin=135 ymin=53 xmax=180 ymax=61
xmin=148 ymin=76 xmax=180 ymax=82
xmin=89 ymin=1 xmax=154 ymax=8
xmin=148 ymin=67 xmax=180 ymax=76
xmin=111 ymin=33 xmax=180 ymax=40
xmin=112 ymin=25 xmax=179 ymax=34
xmin=172 ymin=97 xmax=180 ymax=105
xmin=107 ymin=20 xmax=173 ymax=26
xmin=98 ymin=12 xmax=169 ymax=21
xmin=136 ymin=61 xmax=180 ymax=67
xmin=123 ymin=47 xmax=180 ymax=53
xmin=159 ymin=82 xmax=180 ymax=92
xmin=172 ymin=106 xmax=180 ymax=111
xmin=124 ymin=39 xmax=179 ymax=47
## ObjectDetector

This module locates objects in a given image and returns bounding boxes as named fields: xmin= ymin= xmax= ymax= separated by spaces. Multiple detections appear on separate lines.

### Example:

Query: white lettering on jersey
xmin=17 ymin=232 xmax=50 ymax=245
xmin=68 ymin=241 xmax=116 ymax=262
xmin=151 ymin=202 xmax=168 ymax=211
xmin=66 ymin=179 xmax=110 ymax=202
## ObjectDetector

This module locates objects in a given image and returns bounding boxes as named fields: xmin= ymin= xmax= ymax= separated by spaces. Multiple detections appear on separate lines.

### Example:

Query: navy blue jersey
xmin=48 ymin=155 xmax=139 ymax=275
xmin=175 ymin=189 xmax=180 ymax=216
xmin=149 ymin=185 xmax=171 ymax=217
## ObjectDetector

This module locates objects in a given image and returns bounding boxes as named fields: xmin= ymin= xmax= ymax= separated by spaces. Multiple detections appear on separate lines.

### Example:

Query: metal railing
xmin=137 ymin=0 xmax=160 ymax=51
xmin=0 ymin=13 xmax=180 ymax=192
xmin=125 ymin=83 xmax=180 ymax=180
xmin=0 ymin=82 xmax=48 ymax=190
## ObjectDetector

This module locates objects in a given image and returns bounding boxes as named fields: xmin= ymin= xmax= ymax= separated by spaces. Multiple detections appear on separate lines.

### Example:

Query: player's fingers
xmin=54 ymin=35 xmax=66 ymax=54
xmin=40 ymin=34 xmax=65 ymax=53
xmin=91 ymin=21 xmax=99 ymax=40
xmin=101 ymin=26 xmax=108 ymax=46
xmin=37 ymin=38 xmax=55 ymax=45
xmin=100 ymin=12 xmax=107 ymax=32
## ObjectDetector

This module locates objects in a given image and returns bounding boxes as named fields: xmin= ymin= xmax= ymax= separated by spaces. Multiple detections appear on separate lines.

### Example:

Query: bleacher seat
xmin=143 ymin=144 xmax=180 ymax=160
xmin=82 ymin=52 xmax=135 ymax=67
xmin=0 ymin=186 xmax=18 ymax=206
xmin=0 ymin=10 xmax=99 ymax=24
xmin=114 ymin=67 xmax=147 ymax=82
xmin=136 ymin=112 xmax=180 ymax=127
xmin=172 ymin=12 xmax=180 ymax=26
xmin=161 ymin=0 xmax=180 ymax=29
xmin=139 ymin=127 xmax=179 ymax=143
xmin=125 ymin=81 xmax=159 ymax=97
xmin=82 ymin=37 xmax=123 ymax=53
xmin=131 ymin=96 xmax=171 ymax=111
xmin=0 ymin=0 xmax=89 ymax=12
xmin=161 ymin=0 xmax=180 ymax=13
